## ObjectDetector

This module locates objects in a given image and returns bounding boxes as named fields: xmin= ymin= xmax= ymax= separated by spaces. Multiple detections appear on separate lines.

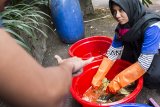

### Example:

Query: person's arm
xmin=91 ymin=56 xmax=114 ymax=88
xmin=107 ymin=34 xmax=123 ymax=60
xmin=0 ymin=28 xmax=93 ymax=107
xmin=107 ymin=62 xmax=145 ymax=94
xmin=107 ymin=24 xmax=160 ymax=94
xmin=91 ymin=34 xmax=123 ymax=88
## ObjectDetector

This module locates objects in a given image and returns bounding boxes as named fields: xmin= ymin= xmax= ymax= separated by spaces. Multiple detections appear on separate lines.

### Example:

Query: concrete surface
xmin=42 ymin=2 xmax=160 ymax=107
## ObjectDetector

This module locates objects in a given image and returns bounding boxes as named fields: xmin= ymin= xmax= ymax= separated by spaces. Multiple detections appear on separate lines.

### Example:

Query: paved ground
xmin=92 ymin=0 xmax=160 ymax=9
xmin=42 ymin=2 xmax=160 ymax=107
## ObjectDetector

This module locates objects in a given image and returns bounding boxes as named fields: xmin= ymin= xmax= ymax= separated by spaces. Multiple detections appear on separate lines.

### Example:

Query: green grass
xmin=0 ymin=0 xmax=53 ymax=51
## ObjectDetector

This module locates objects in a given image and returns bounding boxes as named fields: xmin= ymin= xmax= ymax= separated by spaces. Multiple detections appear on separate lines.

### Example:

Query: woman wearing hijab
xmin=92 ymin=0 xmax=160 ymax=94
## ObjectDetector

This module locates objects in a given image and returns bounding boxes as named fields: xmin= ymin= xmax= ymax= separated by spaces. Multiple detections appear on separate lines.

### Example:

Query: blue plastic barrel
xmin=111 ymin=103 xmax=153 ymax=107
xmin=50 ymin=0 xmax=84 ymax=43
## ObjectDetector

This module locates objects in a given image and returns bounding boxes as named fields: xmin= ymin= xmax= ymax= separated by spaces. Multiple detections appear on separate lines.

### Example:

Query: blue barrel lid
xmin=111 ymin=103 xmax=153 ymax=107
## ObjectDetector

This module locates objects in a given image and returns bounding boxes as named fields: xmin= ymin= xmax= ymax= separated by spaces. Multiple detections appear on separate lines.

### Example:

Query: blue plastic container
xmin=111 ymin=103 xmax=153 ymax=107
xmin=50 ymin=0 xmax=84 ymax=43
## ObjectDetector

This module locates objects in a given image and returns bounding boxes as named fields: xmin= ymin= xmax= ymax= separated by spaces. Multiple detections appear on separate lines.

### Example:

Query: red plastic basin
xmin=70 ymin=59 xmax=143 ymax=107
xmin=68 ymin=36 xmax=112 ymax=60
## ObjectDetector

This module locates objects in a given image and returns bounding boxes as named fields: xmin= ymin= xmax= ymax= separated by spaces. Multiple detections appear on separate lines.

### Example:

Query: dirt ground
xmin=42 ymin=9 xmax=116 ymax=67
xmin=42 ymin=6 xmax=160 ymax=106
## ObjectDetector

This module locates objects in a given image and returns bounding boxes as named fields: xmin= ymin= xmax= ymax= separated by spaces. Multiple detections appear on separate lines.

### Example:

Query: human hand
xmin=106 ymin=62 xmax=145 ymax=94
xmin=54 ymin=55 xmax=94 ymax=76
xmin=92 ymin=57 xmax=114 ymax=88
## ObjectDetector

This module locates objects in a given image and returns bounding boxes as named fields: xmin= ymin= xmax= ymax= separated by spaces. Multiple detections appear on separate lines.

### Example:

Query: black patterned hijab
xmin=109 ymin=0 xmax=146 ymax=27
xmin=109 ymin=0 xmax=160 ymax=42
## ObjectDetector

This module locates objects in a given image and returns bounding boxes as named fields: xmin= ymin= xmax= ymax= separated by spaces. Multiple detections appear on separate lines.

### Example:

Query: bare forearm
xmin=0 ymin=29 xmax=72 ymax=106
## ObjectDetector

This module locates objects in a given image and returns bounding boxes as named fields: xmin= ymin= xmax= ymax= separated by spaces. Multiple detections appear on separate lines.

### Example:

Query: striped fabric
xmin=106 ymin=46 xmax=123 ymax=60
xmin=138 ymin=54 xmax=154 ymax=71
